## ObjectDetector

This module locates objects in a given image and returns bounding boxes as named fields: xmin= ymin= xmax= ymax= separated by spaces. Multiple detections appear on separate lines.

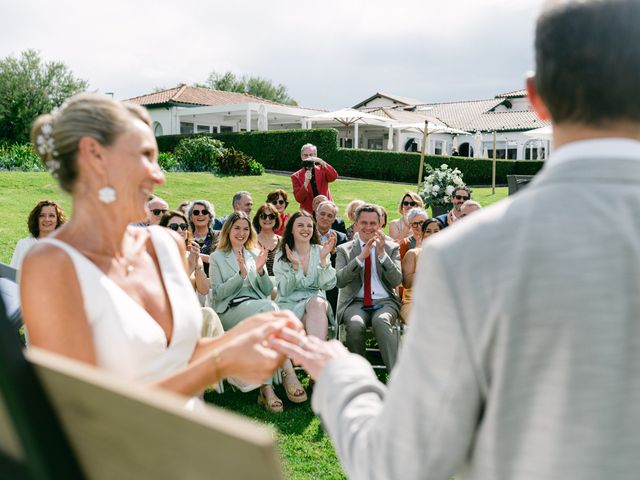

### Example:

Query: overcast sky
xmin=1 ymin=0 xmax=545 ymax=109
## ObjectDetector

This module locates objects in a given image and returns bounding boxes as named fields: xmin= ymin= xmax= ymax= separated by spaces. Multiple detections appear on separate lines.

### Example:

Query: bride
xmin=20 ymin=93 xmax=301 ymax=397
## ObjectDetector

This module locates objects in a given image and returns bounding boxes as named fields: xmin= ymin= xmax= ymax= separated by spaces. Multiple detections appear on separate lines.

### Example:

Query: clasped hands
xmin=357 ymin=229 xmax=387 ymax=262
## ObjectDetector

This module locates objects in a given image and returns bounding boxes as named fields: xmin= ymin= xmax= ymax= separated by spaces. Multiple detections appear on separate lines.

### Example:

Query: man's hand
xmin=357 ymin=237 xmax=376 ymax=263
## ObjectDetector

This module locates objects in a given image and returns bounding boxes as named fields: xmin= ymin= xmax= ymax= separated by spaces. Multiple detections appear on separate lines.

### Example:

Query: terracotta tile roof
xmin=125 ymin=85 xmax=284 ymax=107
xmin=495 ymin=89 xmax=528 ymax=98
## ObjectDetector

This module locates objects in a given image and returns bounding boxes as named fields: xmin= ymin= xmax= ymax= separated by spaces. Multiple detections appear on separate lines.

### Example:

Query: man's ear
xmin=77 ymin=136 xmax=108 ymax=176
xmin=526 ymin=75 xmax=551 ymax=121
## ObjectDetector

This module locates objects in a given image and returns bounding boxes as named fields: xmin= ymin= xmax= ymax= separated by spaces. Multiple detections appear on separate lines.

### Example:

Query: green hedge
xmin=155 ymin=129 xmax=544 ymax=186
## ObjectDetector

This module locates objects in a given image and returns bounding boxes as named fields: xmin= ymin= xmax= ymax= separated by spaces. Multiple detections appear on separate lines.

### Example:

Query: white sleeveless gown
xmin=39 ymin=226 xmax=202 ymax=384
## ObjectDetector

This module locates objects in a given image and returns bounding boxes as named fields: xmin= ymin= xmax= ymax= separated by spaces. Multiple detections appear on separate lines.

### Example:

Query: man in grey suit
xmin=269 ymin=1 xmax=640 ymax=478
xmin=335 ymin=204 xmax=402 ymax=370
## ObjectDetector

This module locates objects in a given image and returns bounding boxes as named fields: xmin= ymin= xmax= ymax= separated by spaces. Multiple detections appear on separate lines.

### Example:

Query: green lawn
xmin=0 ymin=171 xmax=507 ymax=479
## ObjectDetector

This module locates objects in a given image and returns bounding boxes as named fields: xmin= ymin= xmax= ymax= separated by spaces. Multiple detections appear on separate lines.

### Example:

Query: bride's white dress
xmin=39 ymin=226 xmax=202 ymax=384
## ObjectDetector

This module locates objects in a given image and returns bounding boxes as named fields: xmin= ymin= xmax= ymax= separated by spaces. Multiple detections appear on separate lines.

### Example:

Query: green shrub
xmin=158 ymin=152 xmax=181 ymax=172
xmin=216 ymin=147 xmax=264 ymax=176
xmin=174 ymin=136 xmax=225 ymax=172
xmin=0 ymin=143 xmax=45 ymax=171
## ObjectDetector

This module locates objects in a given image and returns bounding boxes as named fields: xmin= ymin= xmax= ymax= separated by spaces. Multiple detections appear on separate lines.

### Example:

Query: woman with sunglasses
xmin=388 ymin=191 xmax=424 ymax=241
xmin=211 ymin=212 xmax=306 ymax=412
xmin=398 ymin=207 xmax=428 ymax=260
xmin=400 ymin=218 xmax=442 ymax=323
xmin=160 ymin=211 xmax=209 ymax=297
xmin=187 ymin=200 xmax=219 ymax=276
xmin=266 ymin=189 xmax=289 ymax=235
xmin=274 ymin=211 xmax=337 ymax=341
xmin=252 ymin=203 xmax=282 ymax=278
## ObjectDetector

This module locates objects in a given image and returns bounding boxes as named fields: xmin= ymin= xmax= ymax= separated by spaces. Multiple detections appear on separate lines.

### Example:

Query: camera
xmin=303 ymin=160 xmax=316 ymax=169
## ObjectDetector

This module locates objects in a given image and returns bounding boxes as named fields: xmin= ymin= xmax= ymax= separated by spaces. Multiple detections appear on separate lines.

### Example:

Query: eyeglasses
xmin=151 ymin=209 xmax=167 ymax=216
xmin=402 ymin=201 xmax=417 ymax=207
xmin=271 ymin=200 xmax=286 ymax=205
xmin=454 ymin=195 xmax=470 ymax=201
xmin=168 ymin=223 xmax=188 ymax=231
xmin=410 ymin=220 xmax=425 ymax=228
xmin=260 ymin=213 xmax=277 ymax=220
xmin=192 ymin=209 xmax=210 ymax=216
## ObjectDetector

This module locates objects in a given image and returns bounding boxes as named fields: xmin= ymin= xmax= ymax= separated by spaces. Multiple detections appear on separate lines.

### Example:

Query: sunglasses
xmin=192 ymin=209 xmax=210 ymax=216
xmin=168 ymin=223 xmax=188 ymax=231
xmin=410 ymin=220 xmax=425 ymax=228
xmin=454 ymin=195 xmax=470 ymax=201
xmin=402 ymin=201 xmax=417 ymax=207
xmin=271 ymin=200 xmax=286 ymax=205
xmin=151 ymin=209 xmax=167 ymax=216
xmin=260 ymin=213 xmax=277 ymax=220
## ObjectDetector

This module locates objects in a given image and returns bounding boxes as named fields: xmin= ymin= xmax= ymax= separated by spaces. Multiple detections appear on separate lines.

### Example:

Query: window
xmin=220 ymin=126 xmax=233 ymax=133
xmin=368 ymin=138 xmax=384 ymax=150
xmin=152 ymin=122 xmax=163 ymax=137
xmin=484 ymin=141 xmax=518 ymax=160
xmin=180 ymin=122 xmax=194 ymax=134
xmin=524 ymin=140 xmax=546 ymax=160
xmin=433 ymin=140 xmax=443 ymax=155
xmin=196 ymin=125 xmax=211 ymax=133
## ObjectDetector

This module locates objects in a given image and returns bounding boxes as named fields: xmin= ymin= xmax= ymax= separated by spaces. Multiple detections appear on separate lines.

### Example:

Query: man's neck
xmin=552 ymin=121 xmax=640 ymax=149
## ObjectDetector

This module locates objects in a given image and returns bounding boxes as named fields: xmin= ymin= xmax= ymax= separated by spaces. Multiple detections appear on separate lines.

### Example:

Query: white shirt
xmin=354 ymin=236 xmax=389 ymax=300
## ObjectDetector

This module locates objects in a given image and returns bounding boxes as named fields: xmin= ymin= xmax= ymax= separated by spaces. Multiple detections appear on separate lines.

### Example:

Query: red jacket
xmin=290 ymin=163 xmax=338 ymax=213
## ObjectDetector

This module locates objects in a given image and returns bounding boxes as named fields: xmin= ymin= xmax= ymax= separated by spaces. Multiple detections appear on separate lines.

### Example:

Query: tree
xmin=203 ymin=70 xmax=298 ymax=106
xmin=0 ymin=50 xmax=89 ymax=143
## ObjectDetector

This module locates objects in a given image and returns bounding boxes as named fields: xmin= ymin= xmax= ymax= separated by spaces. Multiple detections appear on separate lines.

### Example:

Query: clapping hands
xmin=255 ymin=244 xmax=269 ymax=274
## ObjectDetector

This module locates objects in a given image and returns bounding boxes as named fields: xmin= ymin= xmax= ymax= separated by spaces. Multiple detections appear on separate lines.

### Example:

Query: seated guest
xmin=214 ymin=191 xmax=253 ymax=229
xmin=335 ymin=204 xmax=402 ymax=371
xmin=435 ymin=186 xmax=471 ymax=228
xmin=398 ymin=207 xmax=428 ymax=260
xmin=210 ymin=212 xmax=305 ymax=411
xmin=400 ymin=218 xmax=442 ymax=323
xmin=11 ymin=200 xmax=66 ymax=270
xmin=388 ymin=191 xmax=424 ymax=241
xmin=187 ymin=200 xmax=219 ymax=276
xmin=176 ymin=200 xmax=191 ymax=215
xmin=146 ymin=195 xmax=169 ymax=226
xmin=252 ymin=203 xmax=282 ymax=277
xmin=313 ymin=195 xmax=346 ymax=234
xmin=266 ymin=189 xmax=290 ymax=236
xmin=344 ymin=199 xmax=365 ymax=240
xmin=22 ymin=93 xmax=299 ymax=407
xmin=274 ymin=211 xmax=337 ymax=340
xmin=315 ymin=200 xmax=348 ymax=315
xmin=460 ymin=199 xmax=482 ymax=218
xmin=160 ymin=210 xmax=209 ymax=296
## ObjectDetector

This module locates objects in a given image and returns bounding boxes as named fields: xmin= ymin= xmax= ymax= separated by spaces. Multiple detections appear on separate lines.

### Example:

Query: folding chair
xmin=0 ymin=295 xmax=284 ymax=480
xmin=337 ymin=316 xmax=404 ymax=372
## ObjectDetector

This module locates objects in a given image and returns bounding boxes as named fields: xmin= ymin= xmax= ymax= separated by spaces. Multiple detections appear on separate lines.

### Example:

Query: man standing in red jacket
xmin=291 ymin=143 xmax=338 ymax=213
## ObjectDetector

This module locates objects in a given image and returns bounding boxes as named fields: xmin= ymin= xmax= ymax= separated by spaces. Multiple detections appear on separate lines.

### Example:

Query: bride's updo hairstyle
xmin=30 ymin=93 xmax=152 ymax=193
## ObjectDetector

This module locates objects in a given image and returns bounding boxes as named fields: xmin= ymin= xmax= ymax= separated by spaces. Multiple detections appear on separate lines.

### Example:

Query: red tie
xmin=364 ymin=254 xmax=372 ymax=307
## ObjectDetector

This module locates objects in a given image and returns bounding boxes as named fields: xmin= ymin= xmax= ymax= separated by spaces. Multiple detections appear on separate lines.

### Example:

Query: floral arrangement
xmin=419 ymin=164 xmax=466 ymax=208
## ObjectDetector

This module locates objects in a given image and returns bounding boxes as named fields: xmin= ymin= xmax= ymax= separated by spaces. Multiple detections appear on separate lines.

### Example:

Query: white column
xmin=354 ymin=123 xmax=359 ymax=149
xmin=246 ymin=108 xmax=252 ymax=132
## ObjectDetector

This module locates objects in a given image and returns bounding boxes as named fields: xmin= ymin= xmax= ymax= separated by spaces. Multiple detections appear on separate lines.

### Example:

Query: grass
xmin=0 ymin=171 xmax=507 ymax=478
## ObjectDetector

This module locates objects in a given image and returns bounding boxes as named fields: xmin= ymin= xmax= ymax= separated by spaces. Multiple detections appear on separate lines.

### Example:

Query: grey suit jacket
xmin=312 ymin=150 xmax=640 ymax=479
xmin=335 ymin=238 xmax=402 ymax=323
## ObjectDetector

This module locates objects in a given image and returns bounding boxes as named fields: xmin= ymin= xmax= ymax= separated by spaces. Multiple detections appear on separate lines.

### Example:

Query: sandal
xmin=282 ymin=370 xmax=308 ymax=403
xmin=257 ymin=386 xmax=283 ymax=413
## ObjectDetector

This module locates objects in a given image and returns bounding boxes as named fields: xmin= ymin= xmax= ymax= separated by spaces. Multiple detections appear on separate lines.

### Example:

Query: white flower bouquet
xmin=420 ymin=164 xmax=466 ymax=208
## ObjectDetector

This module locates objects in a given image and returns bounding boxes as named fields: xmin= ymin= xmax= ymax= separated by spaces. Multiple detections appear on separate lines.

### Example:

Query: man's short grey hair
xmin=232 ymin=191 xmax=251 ymax=208
xmin=300 ymin=143 xmax=317 ymax=155
xmin=461 ymin=200 xmax=481 ymax=210
xmin=316 ymin=200 xmax=339 ymax=216
xmin=406 ymin=207 xmax=427 ymax=223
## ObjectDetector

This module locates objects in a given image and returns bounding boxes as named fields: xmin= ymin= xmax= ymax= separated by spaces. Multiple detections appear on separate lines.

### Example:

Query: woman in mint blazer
xmin=274 ymin=211 xmax=337 ymax=341
xmin=210 ymin=212 xmax=306 ymax=411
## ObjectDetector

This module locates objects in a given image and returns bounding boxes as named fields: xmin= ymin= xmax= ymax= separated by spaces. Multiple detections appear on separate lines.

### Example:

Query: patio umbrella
xmin=394 ymin=122 xmax=471 ymax=190
xmin=473 ymin=131 xmax=483 ymax=158
xmin=308 ymin=108 xmax=393 ymax=148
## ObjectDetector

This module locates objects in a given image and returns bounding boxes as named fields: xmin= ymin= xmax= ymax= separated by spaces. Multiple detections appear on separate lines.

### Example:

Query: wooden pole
xmin=417 ymin=120 xmax=429 ymax=191
xmin=492 ymin=130 xmax=497 ymax=194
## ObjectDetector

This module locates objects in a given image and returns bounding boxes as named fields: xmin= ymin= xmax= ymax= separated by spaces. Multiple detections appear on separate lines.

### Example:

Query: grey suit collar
xmin=532 ymin=156 xmax=640 ymax=190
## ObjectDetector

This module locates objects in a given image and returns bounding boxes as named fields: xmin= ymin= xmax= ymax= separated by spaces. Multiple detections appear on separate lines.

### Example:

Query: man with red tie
xmin=291 ymin=143 xmax=339 ymax=214
xmin=335 ymin=204 xmax=402 ymax=371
